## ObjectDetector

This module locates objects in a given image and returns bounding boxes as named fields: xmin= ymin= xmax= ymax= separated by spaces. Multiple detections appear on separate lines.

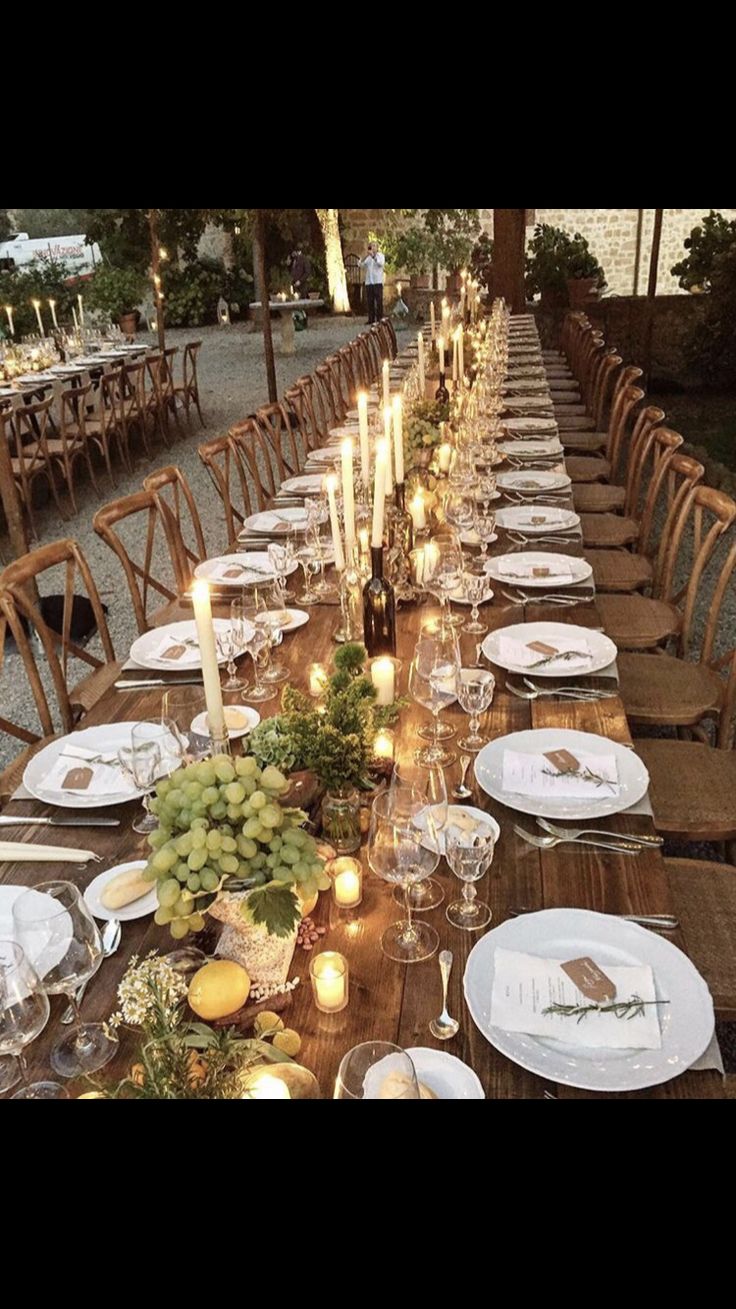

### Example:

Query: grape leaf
xmin=242 ymin=883 xmax=300 ymax=938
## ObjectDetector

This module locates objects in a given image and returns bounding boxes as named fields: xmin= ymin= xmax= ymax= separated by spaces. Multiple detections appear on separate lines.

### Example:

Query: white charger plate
xmin=242 ymin=507 xmax=309 ymax=536
xmin=495 ymin=506 xmax=581 ymax=534
xmin=498 ymin=470 xmax=571 ymax=494
xmin=463 ymin=909 xmax=714 ymax=1093
xmin=497 ymin=441 xmax=563 ymax=459
xmin=0 ymin=885 xmax=71 ymax=971
xmin=280 ymin=475 xmax=325 ymax=497
xmin=503 ymin=418 xmax=559 ymax=436
xmin=84 ymin=861 xmax=157 ymax=923
xmin=23 ymin=722 xmax=163 ymax=811
xmin=191 ymin=705 xmax=260 ymax=741
xmin=129 ymin=619 xmax=255 ymax=671
xmin=406 ymin=1048 xmax=485 ymax=1099
xmin=483 ymin=622 xmax=617 ymax=678
xmin=486 ymin=552 xmax=592 ymax=589
xmin=474 ymin=728 xmax=649 ymax=821
xmin=195 ymin=554 xmax=298 ymax=588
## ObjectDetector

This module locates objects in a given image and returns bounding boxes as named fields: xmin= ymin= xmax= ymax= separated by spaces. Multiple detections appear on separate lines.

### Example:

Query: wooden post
xmin=642 ymin=208 xmax=664 ymax=384
xmin=0 ymin=421 xmax=28 ymax=563
xmin=148 ymin=209 xmax=166 ymax=354
xmin=633 ymin=208 xmax=645 ymax=296
xmin=253 ymin=210 xmax=278 ymax=404
xmin=493 ymin=209 xmax=527 ymax=313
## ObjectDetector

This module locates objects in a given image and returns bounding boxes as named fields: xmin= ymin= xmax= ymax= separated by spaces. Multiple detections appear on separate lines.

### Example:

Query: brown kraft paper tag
xmin=162 ymin=644 xmax=187 ymax=661
xmin=62 ymin=766 xmax=94 ymax=791
xmin=223 ymin=567 xmax=243 ymax=579
xmin=532 ymin=567 xmax=551 ymax=578
xmin=562 ymin=957 xmax=617 ymax=1004
xmin=527 ymin=641 xmax=559 ymax=657
xmin=544 ymin=749 xmax=580 ymax=774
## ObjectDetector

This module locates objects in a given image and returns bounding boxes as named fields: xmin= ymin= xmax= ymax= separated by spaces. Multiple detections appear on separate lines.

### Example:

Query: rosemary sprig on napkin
xmin=542 ymin=765 xmax=616 ymax=790
xmin=529 ymin=650 xmax=592 ymax=669
xmin=543 ymin=995 xmax=670 ymax=1025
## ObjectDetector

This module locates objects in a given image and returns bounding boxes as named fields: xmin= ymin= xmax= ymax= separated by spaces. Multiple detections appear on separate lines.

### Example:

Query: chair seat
xmin=596 ymin=593 xmax=682 ymax=650
xmin=556 ymin=415 xmax=596 ymax=429
xmin=554 ymin=404 xmax=589 ymax=417
xmin=70 ymin=661 xmax=124 ymax=718
xmin=619 ymin=652 xmax=724 ymax=726
xmin=584 ymin=549 xmax=653 ymax=593
xmin=635 ymin=739 xmax=736 ymax=843
xmin=573 ymin=483 xmax=626 ymax=513
xmin=665 ymin=859 xmax=736 ymax=1018
xmin=561 ymin=432 xmax=607 ymax=453
xmin=581 ymin=512 xmax=639 ymax=548
xmin=567 ymin=456 xmax=612 ymax=484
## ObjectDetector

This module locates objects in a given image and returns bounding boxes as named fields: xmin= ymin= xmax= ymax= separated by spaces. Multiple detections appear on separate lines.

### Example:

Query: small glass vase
xmin=322 ymin=789 xmax=362 ymax=855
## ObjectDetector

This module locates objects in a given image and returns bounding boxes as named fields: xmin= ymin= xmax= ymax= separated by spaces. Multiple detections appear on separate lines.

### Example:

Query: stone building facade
xmin=341 ymin=208 xmax=736 ymax=296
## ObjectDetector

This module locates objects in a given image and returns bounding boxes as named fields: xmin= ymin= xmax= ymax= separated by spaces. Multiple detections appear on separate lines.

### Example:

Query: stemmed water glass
xmin=0 ymin=940 xmax=66 ymax=1099
xmin=268 ymin=542 xmax=293 ymax=601
xmin=241 ymin=627 xmax=277 ymax=703
xmin=425 ymin=537 xmax=464 ymax=629
xmin=367 ymin=787 xmax=440 ymax=965
xmin=474 ymin=503 xmax=497 ymax=558
xmin=409 ymin=631 xmax=460 ymax=768
xmin=334 ymin=1043 xmax=420 ymax=1099
xmin=457 ymin=669 xmax=496 ymax=752
xmin=117 ymin=725 xmax=163 ymax=834
xmin=222 ymin=599 xmax=245 ymax=691
xmin=390 ymin=763 xmax=447 ymax=912
xmin=295 ymin=542 xmax=320 ymax=606
xmin=254 ymin=608 xmax=288 ymax=685
xmin=461 ymin=565 xmax=490 ymax=636
xmin=445 ymin=824 xmax=496 ymax=930
xmin=162 ymin=687 xmax=208 ymax=761
xmin=13 ymin=882 xmax=118 ymax=1078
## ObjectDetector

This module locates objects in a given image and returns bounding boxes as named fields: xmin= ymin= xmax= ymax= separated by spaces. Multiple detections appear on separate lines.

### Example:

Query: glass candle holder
xmin=310 ymin=951 xmax=349 ymax=1014
xmin=308 ymin=663 xmax=329 ymax=698
xmin=329 ymin=858 xmax=363 ymax=910
xmin=370 ymin=655 xmax=401 ymax=706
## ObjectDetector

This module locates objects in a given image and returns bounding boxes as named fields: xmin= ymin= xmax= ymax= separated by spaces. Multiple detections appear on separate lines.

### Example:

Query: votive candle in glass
xmin=330 ymin=858 xmax=363 ymax=910
xmin=310 ymin=951 xmax=349 ymax=1014
xmin=308 ymin=663 xmax=329 ymax=698
xmin=373 ymin=729 xmax=395 ymax=763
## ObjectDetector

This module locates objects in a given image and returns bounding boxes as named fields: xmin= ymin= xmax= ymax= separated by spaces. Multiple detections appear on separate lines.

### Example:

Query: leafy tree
xmin=0 ymin=258 xmax=78 ymax=335
xmin=0 ymin=209 xmax=12 ymax=242
xmin=11 ymin=209 xmax=89 ymax=238
xmin=671 ymin=211 xmax=736 ymax=293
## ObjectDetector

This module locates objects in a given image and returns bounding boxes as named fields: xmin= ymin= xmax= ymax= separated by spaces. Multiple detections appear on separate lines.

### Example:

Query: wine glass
xmin=161 ymin=687 xmax=209 ymax=762
xmin=13 ymin=882 xmax=117 ymax=1078
xmin=250 ymin=593 xmax=289 ymax=684
xmin=295 ymin=543 xmax=320 ymax=606
xmin=409 ymin=632 xmax=459 ymax=768
xmin=367 ymin=787 xmax=440 ymax=965
xmin=334 ymin=1042 xmax=420 ymax=1099
xmin=461 ymin=565 xmax=490 ymax=636
xmin=222 ymin=599 xmax=245 ymax=691
xmin=424 ymin=536 xmax=464 ymax=629
xmin=445 ymin=823 xmax=496 ymax=931
xmin=268 ymin=542 xmax=293 ymax=601
xmin=474 ymin=504 xmax=497 ymax=558
xmin=240 ymin=626 xmax=277 ymax=703
xmin=390 ymin=763 xmax=447 ymax=912
xmin=117 ymin=725 xmax=163 ymax=834
xmin=0 ymin=940 xmax=66 ymax=1099
xmin=457 ymin=669 xmax=496 ymax=752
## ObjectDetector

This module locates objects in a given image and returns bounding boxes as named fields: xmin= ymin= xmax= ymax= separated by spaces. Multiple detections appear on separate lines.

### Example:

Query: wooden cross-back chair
xmin=162 ymin=346 xmax=183 ymax=434
xmin=323 ymin=356 xmax=351 ymax=422
xmin=310 ymin=370 xmax=337 ymax=441
xmin=570 ymin=383 xmax=646 ymax=513
xmin=315 ymin=362 xmax=346 ymax=428
xmin=0 ymin=539 xmax=120 ymax=785
xmin=255 ymin=403 xmax=302 ymax=482
xmin=558 ymin=350 xmax=624 ymax=448
xmin=45 ymin=380 xmax=99 ymax=514
xmin=93 ymin=491 xmax=180 ymax=634
xmin=580 ymin=410 xmax=669 ymax=550
xmin=143 ymin=465 xmax=208 ymax=593
xmin=337 ymin=343 xmax=364 ymax=405
xmin=380 ymin=317 xmax=398 ymax=359
xmin=144 ymin=353 xmax=172 ymax=449
xmin=352 ymin=333 xmax=377 ymax=389
xmin=595 ymin=453 xmax=706 ymax=650
xmin=176 ymin=340 xmax=205 ymax=428
xmin=2 ymin=394 xmax=65 ymax=539
xmin=198 ymin=433 xmax=258 ymax=548
xmin=368 ymin=324 xmax=388 ymax=371
xmin=85 ymin=367 xmax=126 ymax=481
xmin=284 ymin=378 xmax=322 ymax=454
xmin=121 ymin=358 xmax=151 ymax=460
xmin=229 ymin=418 xmax=280 ymax=512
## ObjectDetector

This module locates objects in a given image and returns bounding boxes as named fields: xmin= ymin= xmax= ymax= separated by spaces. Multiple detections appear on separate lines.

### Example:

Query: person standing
xmin=363 ymin=241 xmax=385 ymax=324
xmin=289 ymin=247 xmax=310 ymax=299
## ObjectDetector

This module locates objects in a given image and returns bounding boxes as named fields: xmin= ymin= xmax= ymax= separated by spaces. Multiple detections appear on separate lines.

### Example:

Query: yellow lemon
xmin=295 ymin=884 xmax=319 ymax=918
xmin=188 ymin=960 xmax=250 ymax=1021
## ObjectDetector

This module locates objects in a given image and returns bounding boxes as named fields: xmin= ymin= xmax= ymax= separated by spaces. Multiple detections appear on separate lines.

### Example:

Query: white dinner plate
xmin=306 ymin=448 xmax=344 ymax=466
xmin=280 ymin=474 xmax=325 ymax=497
xmin=242 ymin=507 xmax=309 ymax=536
xmin=460 ymin=529 xmax=498 ymax=548
xmin=503 ymin=380 xmax=549 ymax=395
xmin=328 ymin=424 xmax=362 ymax=441
xmin=503 ymin=418 xmax=560 ymax=436
xmin=497 ymin=440 xmax=563 ymax=460
xmin=406 ymin=1048 xmax=485 ymax=1100
xmin=191 ymin=705 xmax=260 ymax=741
xmin=414 ymin=805 xmax=500 ymax=857
xmin=258 ymin=608 xmax=309 ymax=633
xmin=23 ymin=722 xmax=165 ymax=811
xmin=498 ymin=470 xmax=572 ymax=494
xmin=128 ymin=619 xmax=254 ymax=671
xmin=0 ymin=885 xmax=71 ymax=972
xmin=474 ymin=728 xmax=649 ymax=820
xmin=195 ymin=554 xmax=298 ymax=588
xmin=486 ymin=552 xmax=592 ymax=589
xmin=496 ymin=506 xmax=580 ymax=535
xmin=503 ymin=397 xmax=556 ymax=415
xmin=463 ymin=909 xmax=714 ymax=1093
xmin=482 ymin=622 xmax=617 ymax=678
xmin=84 ymin=861 xmax=157 ymax=923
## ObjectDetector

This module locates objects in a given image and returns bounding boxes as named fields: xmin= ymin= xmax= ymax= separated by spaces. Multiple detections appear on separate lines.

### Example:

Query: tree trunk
xmin=493 ymin=209 xmax=528 ymax=314
xmin=148 ymin=209 xmax=166 ymax=354
xmin=642 ymin=208 xmax=665 ymax=385
xmin=253 ymin=210 xmax=278 ymax=404
xmin=0 ymin=424 xmax=28 ymax=563
xmin=316 ymin=208 xmax=350 ymax=314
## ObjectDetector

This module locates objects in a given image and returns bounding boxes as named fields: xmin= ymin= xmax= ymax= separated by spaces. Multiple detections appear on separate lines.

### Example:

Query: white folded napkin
xmin=498 ymin=561 xmax=575 ymax=585
xmin=498 ymin=636 xmax=592 ymax=670
xmin=43 ymin=745 xmax=136 ymax=797
xmin=502 ymin=749 xmax=619 ymax=798
xmin=491 ymin=948 xmax=663 ymax=1050
xmin=151 ymin=634 xmax=201 ymax=664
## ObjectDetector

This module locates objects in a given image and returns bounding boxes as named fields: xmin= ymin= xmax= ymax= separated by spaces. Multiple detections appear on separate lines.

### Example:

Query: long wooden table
xmin=0 ymin=330 xmax=727 ymax=1100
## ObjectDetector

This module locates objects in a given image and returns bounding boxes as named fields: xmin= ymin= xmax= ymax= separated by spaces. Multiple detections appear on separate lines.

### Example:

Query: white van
xmin=0 ymin=232 xmax=102 ymax=278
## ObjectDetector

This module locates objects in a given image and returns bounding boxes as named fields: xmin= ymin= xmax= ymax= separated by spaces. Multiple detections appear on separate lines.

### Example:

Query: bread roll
xmin=101 ymin=868 xmax=151 ymax=910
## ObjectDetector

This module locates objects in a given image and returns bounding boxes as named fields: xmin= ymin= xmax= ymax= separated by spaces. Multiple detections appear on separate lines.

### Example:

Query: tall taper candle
xmin=341 ymin=439 xmax=356 ymax=555
xmin=32 ymin=300 xmax=44 ymax=336
xmin=191 ymin=580 xmax=226 ymax=746
xmin=372 ymin=439 xmax=388 ymax=548
xmin=325 ymin=473 xmax=346 ymax=572
xmin=418 ymin=332 xmax=425 ymax=393
xmin=382 ymin=359 xmax=390 ymax=410
xmin=4 ymin=306 xmax=14 ymax=337
xmin=357 ymin=392 xmax=370 ymax=484
xmin=72 ymin=305 xmax=78 ymax=330
xmin=77 ymin=294 xmax=85 ymax=327
xmin=48 ymin=299 xmax=58 ymax=330
xmin=430 ymin=302 xmax=436 ymax=341
xmin=438 ymin=335 xmax=445 ymax=377
xmin=392 ymin=394 xmax=404 ymax=485
xmin=458 ymin=327 xmax=464 ymax=381
xmin=383 ymin=408 xmax=394 ymax=495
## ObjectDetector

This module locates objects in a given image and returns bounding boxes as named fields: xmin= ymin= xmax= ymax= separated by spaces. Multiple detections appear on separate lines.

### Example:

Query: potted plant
xmin=470 ymin=233 xmax=494 ymax=295
xmin=385 ymin=226 xmax=435 ymax=289
xmin=87 ymin=264 xmax=147 ymax=333
xmin=565 ymin=233 xmax=607 ymax=308
xmin=672 ymin=210 xmax=736 ymax=294
xmin=424 ymin=209 xmax=481 ymax=292
xmin=525 ymin=224 xmax=572 ymax=308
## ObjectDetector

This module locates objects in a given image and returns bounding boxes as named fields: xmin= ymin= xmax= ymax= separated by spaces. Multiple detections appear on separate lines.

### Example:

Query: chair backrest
xmin=284 ymin=378 xmax=321 ymax=453
xmin=93 ymin=491 xmax=179 ymax=634
xmin=380 ymin=317 xmax=398 ymax=358
xmin=198 ymin=433 xmax=257 ymax=547
xmin=590 ymin=351 xmax=623 ymax=430
xmin=676 ymin=487 xmax=736 ymax=665
xmin=162 ymin=346 xmax=179 ymax=397
xmin=229 ymin=418 xmax=277 ymax=511
xmin=0 ymin=538 xmax=116 ymax=744
xmin=97 ymin=367 xmax=124 ymax=428
xmin=623 ymin=406 xmax=668 ymax=521
xmin=122 ymin=358 xmax=146 ymax=414
xmin=182 ymin=340 xmax=202 ymax=395
xmin=653 ymin=455 xmax=707 ymax=602
xmin=143 ymin=465 xmax=208 ymax=586
xmin=57 ymin=381 xmax=92 ymax=453
xmin=607 ymin=383 xmax=645 ymax=481
xmin=7 ymin=394 xmax=55 ymax=490
xmin=255 ymin=403 xmax=301 ymax=481
xmin=318 ymin=358 xmax=348 ymax=424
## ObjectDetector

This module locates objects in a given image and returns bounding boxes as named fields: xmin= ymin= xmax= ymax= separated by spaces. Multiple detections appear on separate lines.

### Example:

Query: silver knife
xmin=115 ymin=678 xmax=204 ymax=689
xmin=0 ymin=815 xmax=121 ymax=828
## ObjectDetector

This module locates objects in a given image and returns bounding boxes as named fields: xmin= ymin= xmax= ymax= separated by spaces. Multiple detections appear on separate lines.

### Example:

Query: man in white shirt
xmin=363 ymin=242 xmax=386 ymax=324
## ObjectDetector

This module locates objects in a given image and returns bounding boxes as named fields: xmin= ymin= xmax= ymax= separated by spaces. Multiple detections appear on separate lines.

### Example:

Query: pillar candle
xmin=4 ymin=306 xmax=14 ymax=336
xmin=392 ymin=394 xmax=404 ymax=485
xmin=382 ymin=359 xmax=390 ymax=410
xmin=48 ymin=300 xmax=58 ymax=330
xmin=372 ymin=440 xmax=388 ymax=549
xmin=341 ymin=439 xmax=356 ymax=555
xmin=357 ymin=392 xmax=370 ymax=484
xmin=32 ymin=300 xmax=44 ymax=336
xmin=191 ymin=580 xmax=226 ymax=745
xmin=371 ymin=656 xmax=395 ymax=706
xmin=325 ymin=473 xmax=346 ymax=572
xmin=438 ymin=442 xmax=453 ymax=474
xmin=438 ymin=336 xmax=445 ymax=377
xmin=409 ymin=491 xmax=426 ymax=532
xmin=417 ymin=333 xmax=425 ymax=392
xmin=430 ymin=302 xmax=436 ymax=341
xmin=77 ymin=294 xmax=85 ymax=326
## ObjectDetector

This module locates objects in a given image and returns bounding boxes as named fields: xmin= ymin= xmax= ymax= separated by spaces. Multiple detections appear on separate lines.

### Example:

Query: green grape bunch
xmin=142 ymin=754 xmax=330 ymax=940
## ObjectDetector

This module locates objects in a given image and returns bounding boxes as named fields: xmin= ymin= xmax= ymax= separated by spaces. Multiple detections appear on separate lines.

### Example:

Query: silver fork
xmin=537 ymin=818 xmax=662 ymax=848
xmin=506 ymin=532 xmax=579 ymax=549
xmin=509 ymin=906 xmax=680 ymax=931
xmin=513 ymin=824 xmax=642 ymax=855
xmin=501 ymin=589 xmax=584 ymax=609
xmin=505 ymin=681 xmax=611 ymax=703
xmin=522 ymin=677 xmax=614 ymax=699
xmin=61 ymin=917 xmax=122 ymax=1024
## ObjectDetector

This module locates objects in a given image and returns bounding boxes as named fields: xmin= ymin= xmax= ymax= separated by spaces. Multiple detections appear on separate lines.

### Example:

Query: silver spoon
xmin=429 ymin=951 xmax=460 ymax=1042
xmin=61 ymin=917 xmax=122 ymax=1025
xmin=452 ymin=756 xmax=474 ymax=801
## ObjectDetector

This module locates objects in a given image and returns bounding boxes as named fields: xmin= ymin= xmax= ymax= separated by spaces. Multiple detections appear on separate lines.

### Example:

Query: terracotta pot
xmin=410 ymin=274 xmax=431 ymax=290
xmin=567 ymin=278 xmax=598 ymax=309
xmin=119 ymin=311 xmax=139 ymax=335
